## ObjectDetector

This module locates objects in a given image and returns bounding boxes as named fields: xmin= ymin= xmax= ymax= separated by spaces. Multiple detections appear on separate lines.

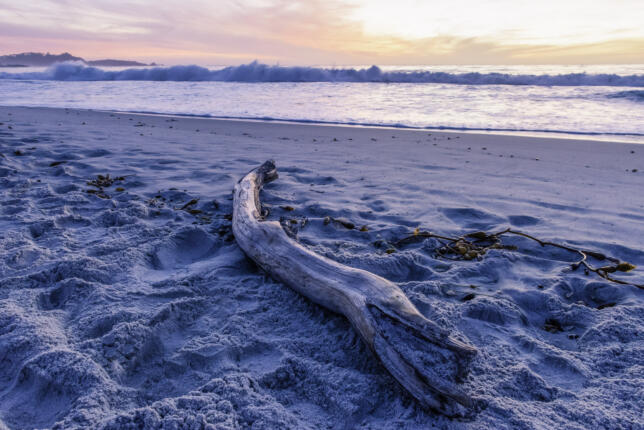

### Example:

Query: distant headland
xmin=0 ymin=52 xmax=158 ymax=67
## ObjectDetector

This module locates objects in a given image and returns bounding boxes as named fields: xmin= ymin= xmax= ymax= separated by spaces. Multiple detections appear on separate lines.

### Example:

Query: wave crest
xmin=607 ymin=90 xmax=644 ymax=101
xmin=1 ymin=61 xmax=643 ymax=87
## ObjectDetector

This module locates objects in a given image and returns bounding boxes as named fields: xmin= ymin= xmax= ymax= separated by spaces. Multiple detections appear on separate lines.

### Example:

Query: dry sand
xmin=0 ymin=106 xmax=642 ymax=429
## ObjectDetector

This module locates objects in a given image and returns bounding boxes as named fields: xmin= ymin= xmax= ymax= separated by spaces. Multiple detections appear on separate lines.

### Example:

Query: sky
xmin=1 ymin=0 xmax=643 ymax=65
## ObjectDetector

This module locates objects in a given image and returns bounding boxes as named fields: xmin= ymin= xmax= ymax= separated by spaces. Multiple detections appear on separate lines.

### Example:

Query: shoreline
xmin=5 ymin=104 xmax=644 ymax=147
xmin=107 ymin=109 xmax=644 ymax=144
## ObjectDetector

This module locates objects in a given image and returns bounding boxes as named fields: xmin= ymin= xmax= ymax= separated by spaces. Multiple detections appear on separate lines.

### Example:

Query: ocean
xmin=1 ymin=62 xmax=643 ymax=142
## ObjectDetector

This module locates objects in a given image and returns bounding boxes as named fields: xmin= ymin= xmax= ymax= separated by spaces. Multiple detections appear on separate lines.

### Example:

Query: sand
xmin=0 ymin=106 xmax=642 ymax=429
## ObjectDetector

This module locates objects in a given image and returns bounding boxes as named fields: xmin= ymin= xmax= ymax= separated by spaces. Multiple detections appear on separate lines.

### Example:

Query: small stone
xmin=461 ymin=293 xmax=476 ymax=302
xmin=335 ymin=218 xmax=355 ymax=229
xmin=597 ymin=302 xmax=616 ymax=310
xmin=544 ymin=318 xmax=563 ymax=333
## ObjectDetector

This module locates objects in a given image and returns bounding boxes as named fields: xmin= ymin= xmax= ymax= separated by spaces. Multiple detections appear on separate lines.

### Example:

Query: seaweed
xmin=87 ymin=174 xmax=125 ymax=189
xmin=390 ymin=227 xmax=642 ymax=290
xmin=85 ymin=174 xmax=128 ymax=199
xmin=323 ymin=216 xmax=355 ymax=230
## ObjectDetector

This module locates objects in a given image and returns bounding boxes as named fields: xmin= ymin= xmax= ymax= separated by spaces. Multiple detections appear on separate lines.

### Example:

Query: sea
xmin=1 ymin=62 xmax=643 ymax=143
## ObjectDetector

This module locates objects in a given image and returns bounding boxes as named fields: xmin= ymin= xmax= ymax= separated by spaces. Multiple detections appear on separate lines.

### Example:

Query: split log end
xmin=255 ymin=159 xmax=278 ymax=185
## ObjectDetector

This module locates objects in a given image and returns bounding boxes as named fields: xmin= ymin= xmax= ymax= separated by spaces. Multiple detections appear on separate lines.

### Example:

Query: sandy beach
xmin=0 ymin=105 xmax=642 ymax=429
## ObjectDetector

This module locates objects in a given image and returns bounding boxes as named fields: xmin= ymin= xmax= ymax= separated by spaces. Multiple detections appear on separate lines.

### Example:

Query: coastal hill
xmin=0 ymin=52 xmax=155 ymax=67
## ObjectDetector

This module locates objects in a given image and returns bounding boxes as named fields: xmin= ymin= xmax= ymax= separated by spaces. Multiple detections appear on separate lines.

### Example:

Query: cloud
xmin=0 ymin=0 xmax=642 ymax=64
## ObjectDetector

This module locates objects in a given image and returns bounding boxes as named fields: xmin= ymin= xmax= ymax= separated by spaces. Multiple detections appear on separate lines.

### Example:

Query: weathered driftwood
xmin=233 ymin=160 xmax=478 ymax=415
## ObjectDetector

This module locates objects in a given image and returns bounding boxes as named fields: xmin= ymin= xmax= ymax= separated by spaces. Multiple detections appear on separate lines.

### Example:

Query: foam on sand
xmin=0 ymin=106 xmax=642 ymax=429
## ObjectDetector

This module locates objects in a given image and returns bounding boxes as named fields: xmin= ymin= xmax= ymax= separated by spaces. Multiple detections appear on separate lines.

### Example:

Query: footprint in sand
xmin=507 ymin=214 xmax=539 ymax=227
xmin=441 ymin=207 xmax=506 ymax=230
xmin=150 ymin=226 xmax=219 ymax=270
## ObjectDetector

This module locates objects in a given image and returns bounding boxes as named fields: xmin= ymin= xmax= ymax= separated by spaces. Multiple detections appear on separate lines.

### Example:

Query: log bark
xmin=233 ymin=160 xmax=478 ymax=415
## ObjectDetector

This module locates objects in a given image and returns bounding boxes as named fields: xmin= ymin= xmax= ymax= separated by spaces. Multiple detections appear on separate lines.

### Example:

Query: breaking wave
xmin=1 ymin=61 xmax=644 ymax=87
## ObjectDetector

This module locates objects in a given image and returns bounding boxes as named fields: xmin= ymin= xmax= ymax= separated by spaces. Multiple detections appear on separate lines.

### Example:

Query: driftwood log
xmin=233 ymin=160 xmax=478 ymax=415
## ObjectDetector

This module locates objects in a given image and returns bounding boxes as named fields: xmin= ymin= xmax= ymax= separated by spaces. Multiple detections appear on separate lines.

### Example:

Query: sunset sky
xmin=1 ymin=0 xmax=643 ymax=65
